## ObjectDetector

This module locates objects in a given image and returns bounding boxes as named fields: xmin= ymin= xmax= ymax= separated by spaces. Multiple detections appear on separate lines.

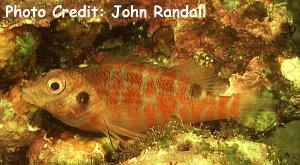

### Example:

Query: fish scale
xmin=104 ymin=62 xmax=216 ymax=127
xmin=21 ymin=56 xmax=275 ymax=139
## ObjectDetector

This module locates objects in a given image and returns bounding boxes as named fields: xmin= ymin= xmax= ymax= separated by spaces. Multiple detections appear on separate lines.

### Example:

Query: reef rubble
xmin=123 ymin=133 xmax=272 ymax=165
xmin=0 ymin=82 xmax=39 ymax=163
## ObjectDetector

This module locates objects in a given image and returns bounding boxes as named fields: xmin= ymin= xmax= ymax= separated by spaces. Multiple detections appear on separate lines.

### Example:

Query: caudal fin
xmin=237 ymin=93 xmax=278 ymax=131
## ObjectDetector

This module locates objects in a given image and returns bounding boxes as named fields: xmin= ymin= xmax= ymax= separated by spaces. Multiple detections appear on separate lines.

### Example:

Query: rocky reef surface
xmin=0 ymin=0 xmax=299 ymax=164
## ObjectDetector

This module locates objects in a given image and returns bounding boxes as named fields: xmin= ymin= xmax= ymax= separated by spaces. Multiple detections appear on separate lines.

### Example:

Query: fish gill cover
xmin=0 ymin=0 xmax=300 ymax=164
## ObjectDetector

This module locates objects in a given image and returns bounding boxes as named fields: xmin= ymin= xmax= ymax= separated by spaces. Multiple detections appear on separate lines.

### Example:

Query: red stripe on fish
xmin=145 ymin=78 xmax=156 ymax=97
xmin=202 ymin=96 xmax=217 ymax=121
xmin=217 ymin=96 xmax=230 ymax=120
xmin=157 ymin=95 xmax=177 ymax=124
xmin=155 ymin=77 xmax=174 ymax=94
xmin=177 ymin=82 xmax=189 ymax=103
xmin=123 ymin=88 xmax=142 ymax=106
xmin=144 ymin=104 xmax=157 ymax=128
xmin=192 ymin=98 xmax=208 ymax=122
xmin=124 ymin=70 xmax=143 ymax=86
xmin=179 ymin=107 xmax=190 ymax=123
xmin=230 ymin=95 xmax=241 ymax=119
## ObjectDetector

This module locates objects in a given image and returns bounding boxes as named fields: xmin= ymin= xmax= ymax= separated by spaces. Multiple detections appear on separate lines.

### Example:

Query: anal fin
xmin=105 ymin=122 xmax=147 ymax=140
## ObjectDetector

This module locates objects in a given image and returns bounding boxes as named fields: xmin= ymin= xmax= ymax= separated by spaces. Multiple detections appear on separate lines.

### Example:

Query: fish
xmin=21 ymin=56 xmax=275 ymax=139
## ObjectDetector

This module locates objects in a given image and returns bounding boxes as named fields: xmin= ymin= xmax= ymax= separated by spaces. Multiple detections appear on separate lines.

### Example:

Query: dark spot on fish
xmin=50 ymin=82 xmax=60 ymax=91
xmin=190 ymin=84 xmax=202 ymax=98
xmin=76 ymin=91 xmax=90 ymax=105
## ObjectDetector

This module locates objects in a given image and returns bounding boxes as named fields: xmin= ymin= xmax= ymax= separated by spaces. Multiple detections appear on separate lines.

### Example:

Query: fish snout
xmin=20 ymin=84 xmax=39 ymax=106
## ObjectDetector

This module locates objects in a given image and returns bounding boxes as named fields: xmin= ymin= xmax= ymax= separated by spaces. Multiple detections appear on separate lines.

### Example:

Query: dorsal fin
xmin=93 ymin=54 xmax=148 ymax=65
xmin=171 ymin=61 xmax=221 ymax=93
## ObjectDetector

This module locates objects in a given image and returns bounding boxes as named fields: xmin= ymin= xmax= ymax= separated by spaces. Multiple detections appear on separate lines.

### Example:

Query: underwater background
xmin=0 ymin=0 xmax=300 ymax=164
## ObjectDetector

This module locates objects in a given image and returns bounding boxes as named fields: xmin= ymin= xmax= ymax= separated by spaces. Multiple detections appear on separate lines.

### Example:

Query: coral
xmin=35 ymin=18 xmax=103 ymax=70
xmin=117 ymin=118 xmax=275 ymax=164
xmin=150 ymin=26 xmax=175 ymax=58
xmin=0 ymin=83 xmax=39 ymax=155
xmin=287 ymin=0 xmax=300 ymax=53
xmin=16 ymin=32 xmax=37 ymax=59
xmin=0 ymin=28 xmax=39 ymax=84
xmin=123 ymin=132 xmax=272 ymax=165
xmin=222 ymin=0 xmax=240 ymax=11
xmin=27 ymin=132 xmax=118 ymax=164
xmin=173 ymin=0 xmax=292 ymax=74
xmin=0 ymin=31 xmax=15 ymax=69
xmin=273 ymin=55 xmax=300 ymax=120
xmin=280 ymin=56 xmax=300 ymax=88
xmin=224 ymin=57 xmax=271 ymax=95
xmin=221 ymin=57 xmax=278 ymax=131
xmin=289 ymin=95 xmax=300 ymax=109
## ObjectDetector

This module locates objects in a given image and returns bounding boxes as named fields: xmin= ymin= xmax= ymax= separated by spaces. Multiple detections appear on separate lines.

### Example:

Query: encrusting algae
xmin=27 ymin=132 xmax=118 ymax=165
xmin=0 ymin=82 xmax=39 ymax=158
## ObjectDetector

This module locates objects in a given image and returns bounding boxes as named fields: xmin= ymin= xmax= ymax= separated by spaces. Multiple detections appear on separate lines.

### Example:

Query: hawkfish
xmin=21 ymin=56 xmax=275 ymax=139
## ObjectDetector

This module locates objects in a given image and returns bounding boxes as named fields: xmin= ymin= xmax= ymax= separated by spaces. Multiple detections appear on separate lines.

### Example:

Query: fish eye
xmin=76 ymin=91 xmax=90 ymax=105
xmin=47 ymin=78 xmax=66 ymax=95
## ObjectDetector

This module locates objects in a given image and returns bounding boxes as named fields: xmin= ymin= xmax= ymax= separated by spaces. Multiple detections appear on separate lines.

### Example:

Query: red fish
xmin=21 ymin=56 xmax=275 ymax=139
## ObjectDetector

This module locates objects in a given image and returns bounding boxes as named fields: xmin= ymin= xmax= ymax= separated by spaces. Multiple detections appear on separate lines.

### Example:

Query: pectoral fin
xmin=102 ymin=106 xmax=147 ymax=139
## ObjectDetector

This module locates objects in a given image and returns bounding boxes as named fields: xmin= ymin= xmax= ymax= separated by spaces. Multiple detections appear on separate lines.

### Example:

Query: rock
xmin=36 ymin=18 xmax=103 ymax=69
xmin=123 ymin=132 xmax=272 ymax=165
xmin=268 ymin=120 xmax=300 ymax=164
xmin=290 ymin=95 xmax=300 ymax=109
xmin=0 ymin=82 xmax=39 ymax=154
xmin=222 ymin=57 xmax=277 ymax=132
xmin=0 ymin=28 xmax=39 ymax=84
xmin=27 ymin=132 xmax=118 ymax=165
xmin=174 ymin=0 xmax=292 ymax=74
xmin=280 ymin=56 xmax=300 ymax=88
xmin=287 ymin=0 xmax=300 ymax=53
xmin=224 ymin=56 xmax=271 ymax=95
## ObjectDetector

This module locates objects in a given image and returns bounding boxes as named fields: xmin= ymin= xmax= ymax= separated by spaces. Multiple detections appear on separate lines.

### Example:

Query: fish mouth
xmin=21 ymin=87 xmax=41 ymax=107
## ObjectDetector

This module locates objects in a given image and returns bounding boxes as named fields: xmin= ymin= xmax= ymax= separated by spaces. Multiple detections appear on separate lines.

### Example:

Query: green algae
xmin=241 ymin=110 xmax=278 ymax=132
xmin=0 ymin=99 xmax=13 ymax=109
xmin=0 ymin=99 xmax=15 ymax=121
xmin=0 ymin=99 xmax=26 ymax=134
xmin=222 ymin=0 xmax=240 ymax=11
xmin=217 ymin=142 xmax=251 ymax=165
xmin=27 ymin=135 xmax=114 ymax=165
xmin=16 ymin=32 xmax=38 ymax=59
xmin=268 ymin=120 xmax=300 ymax=164
xmin=116 ymin=116 xmax=274 ymax=164
xmin=115 ymin=116 xmax=196 ymax=163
